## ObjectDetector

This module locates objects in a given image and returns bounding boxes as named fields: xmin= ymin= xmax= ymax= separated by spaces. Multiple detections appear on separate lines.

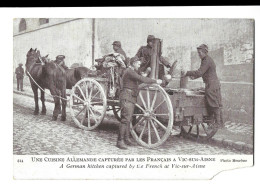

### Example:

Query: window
xmin=39 ymin=18 xmax=49 ymax=25
xmin=19 ymin=18 xmax=26 ymax=32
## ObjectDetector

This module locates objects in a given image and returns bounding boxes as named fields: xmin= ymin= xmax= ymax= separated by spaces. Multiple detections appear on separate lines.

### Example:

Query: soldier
xmin=182 ymin=44 xmax=224 ymax=129
xmin=15 ymin=63 xmax=24 ymax=91
xmin=135 ymin=35 xmax=172 ymax=79
xmin=112 ymin=41 xmax=128 ymax=67
xmin=117 ymin=56 xmax=162 ymax=149
xmin=55 ymin=55 xmax=68 ymax=70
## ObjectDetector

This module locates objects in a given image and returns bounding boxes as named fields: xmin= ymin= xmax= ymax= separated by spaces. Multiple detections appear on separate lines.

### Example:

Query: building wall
xmin=13 ymin=18 xmax=93 ymax=72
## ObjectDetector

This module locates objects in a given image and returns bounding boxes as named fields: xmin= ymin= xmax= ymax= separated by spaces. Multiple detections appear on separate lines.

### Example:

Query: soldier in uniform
xmin=182 ymin=44 xmax=224 ymax=129
xmin=135 ymin=35 xmax=172 ymax=79
xmin=117 ymin=56 xmax=162 ymax=149
xmin=55 ymin=55 xmax=68 ymax=70
xmin=15 ymin=63 xmax=24 ymax=91
xmin=112 ymin=41 xmax=128 ymax=67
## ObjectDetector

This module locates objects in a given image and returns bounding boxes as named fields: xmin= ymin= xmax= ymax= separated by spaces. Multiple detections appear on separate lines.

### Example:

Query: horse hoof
xmin=41 ymin=111 xmax=46 ymax=115
xmin=33 ymin=111 xmax=39 ymax=115
xmin=52 ymin=116 xmax=57 ymax=121
xmin=61 ymin=116 xmax=66 ymax=121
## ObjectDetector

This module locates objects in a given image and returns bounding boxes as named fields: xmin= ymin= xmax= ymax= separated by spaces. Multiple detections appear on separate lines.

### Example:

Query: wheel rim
xmin=130 ymin=84 xmax=173 ymax=148
xmin=69 ymin=78 xmax=107 ymax=130
xmin=181 ymin=121 xmax=218 ymax=141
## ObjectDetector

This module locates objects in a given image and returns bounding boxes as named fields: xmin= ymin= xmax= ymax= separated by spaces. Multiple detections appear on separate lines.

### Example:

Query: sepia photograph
xmin=6 ymin=5 xmax=258 ymax=180
xmin=13 ymin=18 xmax=254 ymax=156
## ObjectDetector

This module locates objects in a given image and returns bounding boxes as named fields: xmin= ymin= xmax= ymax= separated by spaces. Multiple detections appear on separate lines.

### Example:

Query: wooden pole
xmin=92 ymin=18 xmax=95 ymax=66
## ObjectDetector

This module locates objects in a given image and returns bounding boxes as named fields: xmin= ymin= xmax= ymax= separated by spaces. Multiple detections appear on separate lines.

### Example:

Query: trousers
xmin=17 ymin=78 xmax=23 ymax=90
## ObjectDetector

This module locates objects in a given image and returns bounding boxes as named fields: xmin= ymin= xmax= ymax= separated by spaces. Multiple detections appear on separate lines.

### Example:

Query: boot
xmin=213 ymin=108 xmax=223 ymax=129
xmin=125 ymin=124 xmax=138 ymax=146
xmin=116 ymin=125 xmax=127 ymax=149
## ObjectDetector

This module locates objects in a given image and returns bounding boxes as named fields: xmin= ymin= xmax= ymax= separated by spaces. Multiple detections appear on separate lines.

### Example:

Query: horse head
xmin=40 ymin=54 xmax=50 ymax=65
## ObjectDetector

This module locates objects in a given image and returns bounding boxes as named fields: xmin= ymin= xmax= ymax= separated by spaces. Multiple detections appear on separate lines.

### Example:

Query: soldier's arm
xmin=160 ymin=56 xmax=171 ymax=68
xmin=129 ymin=70 xmax=156 ymax=84
xmin=135 ymin=47 xmax=143 ymax=58
xmin=186 ymin=59 xmax=209 ymax=78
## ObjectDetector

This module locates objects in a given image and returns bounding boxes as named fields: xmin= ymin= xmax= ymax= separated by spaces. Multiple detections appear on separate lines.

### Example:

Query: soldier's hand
xmin=156 ymin=79 xmax=163 ymax=84
xmin=181 ymin=70 xmax=187 ymax=77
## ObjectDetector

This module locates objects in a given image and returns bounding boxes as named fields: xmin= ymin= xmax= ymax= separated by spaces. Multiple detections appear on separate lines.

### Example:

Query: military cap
xmin=112 ymin=41 xmax=121 ymax=48
xmin=147 ymin=35 xmax=155 ymax=42
xmin=130 ymin=56 xmax=140 ymax=65
xmin=197 ymin=44 xmax=208 ymax=53
xmin=56 ymin=55 xmax=65 ymax=61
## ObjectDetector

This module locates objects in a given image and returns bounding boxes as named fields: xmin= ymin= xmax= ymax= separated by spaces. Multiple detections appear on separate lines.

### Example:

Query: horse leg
xmin=50 ymin=88 xmax=61 ymax=121
xmin=32 ymin=85 xmax=39 ymax=115
xmin=40 ymin=89 xmax=46 ymax=115
xmin=60 ymin=90 xmax=67 ymax=121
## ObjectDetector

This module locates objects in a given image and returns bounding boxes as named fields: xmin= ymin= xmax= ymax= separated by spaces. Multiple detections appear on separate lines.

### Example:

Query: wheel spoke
xmin=139 ymin=120 xmax=147 ymax=140
xmin=83 ymin=81 xmax=89 ymax=99
xmin=75 ymin=106 xmax=86 ymax=118
xmin=135 ymin=103 xmax=146 ymax=113
xmin=91 ymin=90 xmax=101 ymax=101
xmin=154 ymin=113 xmax=169 ymax=116
xmin=146 ymin=88 xmax=150 ymax=109
xmin=73 ymin=94 xmax=85 ymax=103
xmin=147 ymin=120 xmax=151 ymax=145
xmin=91 ymin=101 xmax=104 ymax=105
xmin=151 ymin=117 xmax=167 ymax=131
xmin=89 ymin=107 xmax=98 ymax=124
xmin=80 ymin=107 xmax=87 ymax=125
xmin=133 ymin=117 xmax=145 ymax=130
xmin=153 ymin=100 xmax=166 ymax=112
xmin=87 ymin=108 xmax=90 ymax=127
xmin=150 ymin=89 xmax=158 ymax=110
xmin=150 ymin=120 xmax=161 ymax=141
xmin=89 ymin=86 xmax=93 ymax=100
xmin=139 ymin=91 xmax=147 ymax=110
xmin=76 ymin=85 xmax=86 ymax=101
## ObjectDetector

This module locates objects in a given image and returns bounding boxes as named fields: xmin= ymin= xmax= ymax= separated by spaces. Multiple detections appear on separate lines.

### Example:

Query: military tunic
xmin=186 ymin=55 xmax=222 ymax=108
xmin=135 ymin=45 xmax=170 ymax=79
xmin=15 ymin=66 xmax=24 ymax=91
xmin=120 ymin=67 xmax=156 ymax=126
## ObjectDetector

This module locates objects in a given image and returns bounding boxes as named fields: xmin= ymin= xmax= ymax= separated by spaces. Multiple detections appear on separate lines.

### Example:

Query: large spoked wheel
xmin=69 ymin=78 xmax=107 ymax=130
xmin=181 ymin=120 xmax=218 ymax=141
xmin=130 ymin=84 xmax=174 ymax=148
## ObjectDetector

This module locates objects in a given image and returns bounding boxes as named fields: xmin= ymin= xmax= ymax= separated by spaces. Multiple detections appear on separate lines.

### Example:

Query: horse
xmin=25 ymin=48 xmax=67 ymax=121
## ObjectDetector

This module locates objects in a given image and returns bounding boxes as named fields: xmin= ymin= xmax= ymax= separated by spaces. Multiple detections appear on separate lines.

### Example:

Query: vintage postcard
xmin=13 ymin=17 xmax=254 ymax=179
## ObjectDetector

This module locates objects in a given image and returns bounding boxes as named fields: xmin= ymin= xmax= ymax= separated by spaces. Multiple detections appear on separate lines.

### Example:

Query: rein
xmin=26 ymin=69 xmax=69 ymax=101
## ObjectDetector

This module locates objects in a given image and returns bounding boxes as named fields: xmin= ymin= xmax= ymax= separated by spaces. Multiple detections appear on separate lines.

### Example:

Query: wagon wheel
xmin=181 ymin=120 xmax=218 ymax=141
xmin=112 ymin=105 xmax=121 ymax=121
xmin=130 ymin=84 xmax=174 ymax=148
xmin=69 ymin=78 xmax=107 ymax=130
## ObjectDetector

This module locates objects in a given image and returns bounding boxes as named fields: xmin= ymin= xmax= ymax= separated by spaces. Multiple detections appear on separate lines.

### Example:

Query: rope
xmin=26 ymin=70 xmax=70 ymax=101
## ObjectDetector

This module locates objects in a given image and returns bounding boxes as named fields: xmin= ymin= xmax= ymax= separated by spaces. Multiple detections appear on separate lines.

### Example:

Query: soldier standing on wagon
xmin=15 ymin=63 xmax=24 ymax=91
xmin=117 ymin=56 xmax=162 ymax=149
xmin=182 ymin=44 xmax=224 ymax=129
xmin=135 ymin=35 xmax=172 ymax=79
xmin=112 ymin=41 xmax=128 ymax=65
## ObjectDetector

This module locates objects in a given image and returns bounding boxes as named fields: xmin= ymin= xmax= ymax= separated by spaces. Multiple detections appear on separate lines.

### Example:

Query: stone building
xmin=13 ymin=18 xmax=254 ymax=124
